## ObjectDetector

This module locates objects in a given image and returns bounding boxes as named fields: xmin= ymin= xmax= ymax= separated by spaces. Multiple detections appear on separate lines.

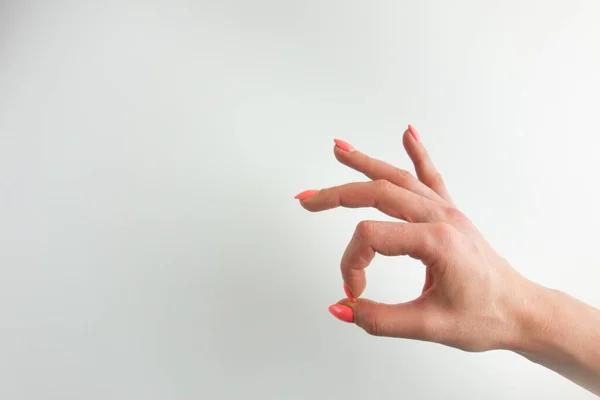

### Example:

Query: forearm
xmin=508 ymin=283 xmax=600 ymax=395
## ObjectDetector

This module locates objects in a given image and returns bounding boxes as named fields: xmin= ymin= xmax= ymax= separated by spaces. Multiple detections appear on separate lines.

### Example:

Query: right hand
xmin=296 ymin=127 xmax=538 ymax=352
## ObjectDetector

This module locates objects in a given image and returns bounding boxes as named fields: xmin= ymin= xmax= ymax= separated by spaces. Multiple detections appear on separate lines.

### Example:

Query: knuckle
xmin=428 ymin=171 xmax=446 ymax=190
xmin=443 ymin=207 xmax=466 ymax=224
xmin=371 ymin=180 xmax=393 ymax=207
xmin=373 ymin=179 xmax=393 ymax=193
xmin=322 ymin=187 xmax=340 ymax=209
xmin=362 ymin=156 xmax=375 ymax=173
xmin=430 ymin=172 xmax=445 ymax=188
xmin=421 ymin=168 xmax=443 ymax=187
xmin=355 ymin=220 xmax=375 ymax=239
xmin=360 ymin=310 xmax=382 ymax=337
xmin=432 ymin=222 xmax=457 ymax=243
xmin=393 ymin=169 xmax=414 ymax=185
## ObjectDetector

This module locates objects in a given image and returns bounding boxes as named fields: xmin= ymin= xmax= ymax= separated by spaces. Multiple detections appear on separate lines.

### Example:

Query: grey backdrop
xmin=1 ymin=1 xmax=600 ymax=399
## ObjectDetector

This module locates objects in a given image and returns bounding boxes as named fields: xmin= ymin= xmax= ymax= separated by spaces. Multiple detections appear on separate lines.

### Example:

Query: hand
xmin=295 ymin=126 xmax=536 ymax=352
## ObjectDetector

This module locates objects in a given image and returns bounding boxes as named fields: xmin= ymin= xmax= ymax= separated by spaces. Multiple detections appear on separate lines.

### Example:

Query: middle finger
xmin=333 ymin=144 xmax=446 ymax=205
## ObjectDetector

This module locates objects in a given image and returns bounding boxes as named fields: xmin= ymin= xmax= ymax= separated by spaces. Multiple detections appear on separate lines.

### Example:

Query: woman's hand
xmin=296 ymin=126 xmax=600 ymax=395
xmin=295 ymin=126 xmax=536 ymax=352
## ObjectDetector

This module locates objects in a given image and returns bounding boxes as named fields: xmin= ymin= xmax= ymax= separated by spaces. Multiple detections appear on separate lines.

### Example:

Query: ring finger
xmin=297 ymin=180 xmax=445 ymax=223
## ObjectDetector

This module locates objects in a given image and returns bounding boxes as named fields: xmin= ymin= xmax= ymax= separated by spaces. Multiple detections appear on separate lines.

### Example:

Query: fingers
xmin=332 ymin=298 xmax=432 ymax=340
xmin=341 ymin=221 xmax=450 ymax=297
xmin=333 ymin=144 xmax=445 ymax=204
xmin=298 ymin=180 xmax=444 ymax=223
xmin=403 ymin=127 xmax=454 ymax=205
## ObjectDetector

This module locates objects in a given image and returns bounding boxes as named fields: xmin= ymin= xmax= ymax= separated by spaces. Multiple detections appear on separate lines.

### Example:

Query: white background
xmin=1 ymin=1 xmax=600 ymax=399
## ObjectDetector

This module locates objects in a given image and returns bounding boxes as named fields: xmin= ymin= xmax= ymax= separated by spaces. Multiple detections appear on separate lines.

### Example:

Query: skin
xmin=298 ymin=128 xmax=600 ymax=395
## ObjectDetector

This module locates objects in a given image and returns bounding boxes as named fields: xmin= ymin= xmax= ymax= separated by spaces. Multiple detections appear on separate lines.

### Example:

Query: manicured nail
xmin=343 ymin=283 xmax=356 ymax=302
xmin=294 ymin=190 xmax=319 ymax=200
xmin=333 ymin=138 xmax=356 ymax=152
xmin=328 ymin=304 xmax=354 ymax=323
xmin=408 ymin=125 xmax=421 ymax=143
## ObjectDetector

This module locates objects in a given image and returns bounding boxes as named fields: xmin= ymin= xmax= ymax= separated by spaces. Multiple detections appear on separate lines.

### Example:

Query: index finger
xmin=342 ymin=221 xmax=441 ymax=298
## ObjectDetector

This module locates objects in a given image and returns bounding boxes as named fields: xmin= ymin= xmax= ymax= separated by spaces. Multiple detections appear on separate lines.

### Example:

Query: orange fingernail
xmin=294 ymin=190 xmax=319 ymax=200
xmin=328 ymin=304 xmax=354 ymax=323
xmin=333 ymin=138 xmax=355 ymax=152
xmin=408 ymin=125 xmax=421 ymax=143
xmin=344 ymin=283 xmax=356 ymax=302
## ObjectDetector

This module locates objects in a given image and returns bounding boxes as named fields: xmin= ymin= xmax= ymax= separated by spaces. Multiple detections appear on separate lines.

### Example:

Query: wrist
xmin=502 ymin=281 xmax=600 ymax=394
xmin=504 ymin=281 xmax=598 ymax=361
xmin=502 ymin=281 xmax=559 ymax=355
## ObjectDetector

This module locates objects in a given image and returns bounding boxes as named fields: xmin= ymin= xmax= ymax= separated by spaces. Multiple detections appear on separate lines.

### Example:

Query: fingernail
xmin=333 ymin=138 xmax=356 ymax=152
xmin=328 ymin=304 xmax=354 ymax=323
xmin=294 ymin=189 xmax=319 ymax=200
xmin=343 ymin=283 xmax=356 ymax=302
xmin=408 ymin=125 xmax=421 ymax=143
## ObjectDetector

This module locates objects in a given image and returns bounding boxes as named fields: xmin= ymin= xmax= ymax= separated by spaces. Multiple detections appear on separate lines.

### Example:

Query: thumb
xmin=329 ymin=298 xmax=429 ymax=340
